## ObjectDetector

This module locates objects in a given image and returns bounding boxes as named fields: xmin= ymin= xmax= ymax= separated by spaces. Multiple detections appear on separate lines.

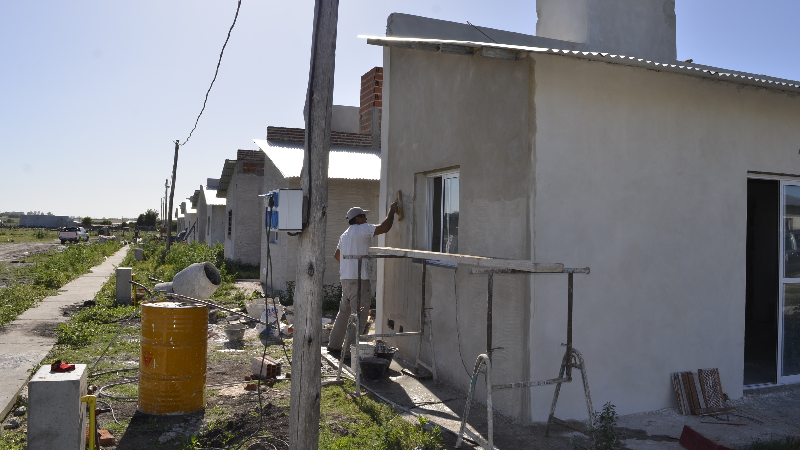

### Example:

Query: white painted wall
xmin=224 ymin=160 xmax=265 ymax=266
xmin=537 ymin=0 xmax=677 ymax=61
xmin=381 ymin=44 xmax=800 ymax=422
xmin=331 ymin=105 xmax=360 ymax=134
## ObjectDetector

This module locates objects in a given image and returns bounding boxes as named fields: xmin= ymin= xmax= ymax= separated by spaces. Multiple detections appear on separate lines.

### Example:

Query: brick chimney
xmin=360 ymin=67 xmax=383 ymax=149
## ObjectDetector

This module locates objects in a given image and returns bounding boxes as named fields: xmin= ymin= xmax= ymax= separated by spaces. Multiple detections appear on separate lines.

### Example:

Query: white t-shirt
xmin=337 ymin=223 xmax=376 ymax=280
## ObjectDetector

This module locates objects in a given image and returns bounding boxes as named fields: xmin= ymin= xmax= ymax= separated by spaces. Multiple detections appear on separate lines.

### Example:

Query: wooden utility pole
xmin=166 ymin=141 xmax=179 ymax=251
xmin=288 ymin=0 xmax=338 ymax=448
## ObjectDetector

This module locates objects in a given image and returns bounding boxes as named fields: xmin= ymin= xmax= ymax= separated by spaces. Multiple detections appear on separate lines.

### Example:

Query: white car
xmin=59 ymin=227 xmax=89 ymax=244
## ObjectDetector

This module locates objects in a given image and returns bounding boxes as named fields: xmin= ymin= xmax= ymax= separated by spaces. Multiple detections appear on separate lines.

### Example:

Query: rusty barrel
xmin=139 ymin=301 xmax=208 ymax=415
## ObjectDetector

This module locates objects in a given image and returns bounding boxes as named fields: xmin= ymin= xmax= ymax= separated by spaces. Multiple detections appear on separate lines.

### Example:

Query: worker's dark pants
xmin=328 ymin=280 xmax=371 ymax=354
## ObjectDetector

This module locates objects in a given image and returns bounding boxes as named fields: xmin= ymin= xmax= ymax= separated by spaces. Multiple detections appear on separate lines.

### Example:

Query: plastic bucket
xmin=359 ymin=357 xmax=390 ymax=381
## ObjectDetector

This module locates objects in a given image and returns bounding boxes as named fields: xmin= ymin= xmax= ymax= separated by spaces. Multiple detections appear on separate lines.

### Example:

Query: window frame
xmin=426 ymin=170 xmax=460 ymax=262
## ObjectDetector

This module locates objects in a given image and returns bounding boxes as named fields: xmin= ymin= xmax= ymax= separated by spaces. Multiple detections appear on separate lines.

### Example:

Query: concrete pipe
xmin=153 ymin=282 xmax=174 ymax=293
xmin=171 ymin=262 xmax=222 ymax=300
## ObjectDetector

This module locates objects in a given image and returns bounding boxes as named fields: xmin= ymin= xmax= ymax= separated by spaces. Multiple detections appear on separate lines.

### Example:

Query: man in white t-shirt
xmin=327 ymin=202 xmax=398 ymax=359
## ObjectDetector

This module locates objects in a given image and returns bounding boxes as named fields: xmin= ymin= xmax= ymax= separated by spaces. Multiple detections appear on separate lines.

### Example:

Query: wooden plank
xmin=698 ymin=368 xmax=725 ymax=408
xmin=367 ymin=247 xmax=565 ymax=273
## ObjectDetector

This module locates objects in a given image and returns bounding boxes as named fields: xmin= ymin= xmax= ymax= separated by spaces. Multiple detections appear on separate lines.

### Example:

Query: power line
xmin=180 ymin=0 xmax=243 ymax=147
xmin=466 ymin=20 xmax=498 ymax=44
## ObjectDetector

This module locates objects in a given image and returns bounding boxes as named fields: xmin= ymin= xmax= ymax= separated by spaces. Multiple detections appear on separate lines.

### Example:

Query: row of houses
xmin=176 ymin=68 xmax=383 ymax=291
xmin=178 ymin=1 xmax=800 ymax=425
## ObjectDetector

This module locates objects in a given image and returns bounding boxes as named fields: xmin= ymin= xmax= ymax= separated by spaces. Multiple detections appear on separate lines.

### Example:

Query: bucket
xmin=359 ymin=357 xmax=390 ymax=381
xmin=350 ymin=344 xmax=375 ymax=373
xmin=375 ymin=348 xmax=397 ymax=362
xmin=139 ymin=301 xmax=208 ymax=415
xmin=224 ymin=324 xmax=246 ymax=341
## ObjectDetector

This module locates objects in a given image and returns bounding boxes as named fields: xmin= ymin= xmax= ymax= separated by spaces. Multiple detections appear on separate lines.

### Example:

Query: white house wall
xmin=224 ymin=161 xmax=265 ymax=266
xmin=529 ymin=53 xmax=800 ymax=420
xmin=381 ymin=44 xmax=800 ymax=423
xmin=260 ymin=158 xmax=290 ymax=292
xmin=209 ymin=204 xmax=226 ymax=246
xmin=380 ymin=47 xmax=535 ymax=421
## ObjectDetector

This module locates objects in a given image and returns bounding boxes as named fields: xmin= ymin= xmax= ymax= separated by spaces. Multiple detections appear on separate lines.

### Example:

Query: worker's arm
xmin=374 ymin=202 xmax=399 ymax=236
xmin=334 ymin=249 xmax=340 ymax=263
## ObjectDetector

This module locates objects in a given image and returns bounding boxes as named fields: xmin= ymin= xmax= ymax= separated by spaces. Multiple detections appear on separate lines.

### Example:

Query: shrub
xmin=572 ymin=402 xmax=624 ymax=450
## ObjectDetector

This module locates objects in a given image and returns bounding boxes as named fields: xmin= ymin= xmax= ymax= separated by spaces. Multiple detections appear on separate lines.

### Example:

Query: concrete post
xmin=116 ymin=267 xmax=132 ymax=305
xmin=27 ymin=364 xmax=88 ymax=450
xmin=133 ymin=248 xmax=143 ymax=261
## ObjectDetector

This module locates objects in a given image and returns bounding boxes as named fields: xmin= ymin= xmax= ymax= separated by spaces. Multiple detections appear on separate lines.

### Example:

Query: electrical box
xmin=265 ymin=189 xmax=303 ymax=232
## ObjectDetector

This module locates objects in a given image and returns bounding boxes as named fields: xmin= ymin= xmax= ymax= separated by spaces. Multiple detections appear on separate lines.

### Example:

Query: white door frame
xmin=779 ymin=179 xmax=800 ymax=384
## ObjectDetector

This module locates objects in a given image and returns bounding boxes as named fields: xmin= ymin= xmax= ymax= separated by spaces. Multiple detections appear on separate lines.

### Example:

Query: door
xmin=780 ymin=181 xmax=800 ymax=383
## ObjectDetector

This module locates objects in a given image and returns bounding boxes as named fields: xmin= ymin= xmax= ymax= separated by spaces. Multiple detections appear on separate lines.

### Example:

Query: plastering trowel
xmin=395 ymin=190 xmax=404 ymax=221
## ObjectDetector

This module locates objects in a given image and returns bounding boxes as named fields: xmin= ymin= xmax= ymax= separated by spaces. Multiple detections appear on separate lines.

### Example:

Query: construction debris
xmin=251 ymin=356 xmax=281 ymax=379
xmin=678 ymin=425 xmax=734 ymax=450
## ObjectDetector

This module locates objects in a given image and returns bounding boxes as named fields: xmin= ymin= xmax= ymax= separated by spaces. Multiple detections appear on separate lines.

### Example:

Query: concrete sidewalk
xmin=0 ymin=246 xmax=128 ymax=419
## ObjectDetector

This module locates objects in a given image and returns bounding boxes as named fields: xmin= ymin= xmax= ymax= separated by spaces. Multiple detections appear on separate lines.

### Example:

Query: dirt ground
xmin=0 ymin=240 xmax=62 ymax=262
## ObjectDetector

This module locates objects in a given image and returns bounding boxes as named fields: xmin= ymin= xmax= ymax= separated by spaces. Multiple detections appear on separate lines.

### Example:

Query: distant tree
xmin=46 ymin=212 xmax=53 ymax=216
xmin=82 ymin=217 xmax=92 ymax=227
xmin=136 ymin=209 xmax=158 ymax=227
xmin=120 ymin=221 xmax=129 ymax=228
xmin=100 ymin=220 xmax=112 ymax=225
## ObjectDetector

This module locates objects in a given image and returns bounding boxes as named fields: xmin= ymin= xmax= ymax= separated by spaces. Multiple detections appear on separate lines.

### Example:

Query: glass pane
xmin=782 ymin=284 xmax=800 ymax=376
xmin=784 ymin=185 xmax=800 ymax=278
xmin=443 ymin=176 xmax=459 ymax=254
xmin=431 ymin=177 xmax=442 ymax=252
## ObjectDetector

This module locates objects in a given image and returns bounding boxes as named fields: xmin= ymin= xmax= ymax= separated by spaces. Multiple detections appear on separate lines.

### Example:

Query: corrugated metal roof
xmin=202 ymin=185 xmax=226 ymax=206
xmin=216 ymin=159 xmax=237 ymax=198
xmin=361 ymin=35 xmax=800 ymax=94
xmin=253 ymin=139 xmax=380 ymax=180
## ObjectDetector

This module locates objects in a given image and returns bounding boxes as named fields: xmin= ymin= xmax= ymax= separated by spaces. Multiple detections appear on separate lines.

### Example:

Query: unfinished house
xmin=367 ymin=3 xmax=800 ymax=423
xmin=217 ymin=150 xmax=266 ymax=266
xmin=253 ymin=69 xmax=383 ymax=293
xmin=179 ymin=201 xmax=198 ymax=243
xmin=192 ymin=178 xmax=226 ymax=246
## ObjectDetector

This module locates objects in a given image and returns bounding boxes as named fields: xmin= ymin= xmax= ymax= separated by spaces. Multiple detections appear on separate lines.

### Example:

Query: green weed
xmin=572 ymin=402 xmax=624 ymax=450
xmin=742 ymin=437 xmax=800 ymax=450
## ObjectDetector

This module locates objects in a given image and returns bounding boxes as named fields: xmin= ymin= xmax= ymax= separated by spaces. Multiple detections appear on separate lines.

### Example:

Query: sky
xmin=1 ymin=1 xmax=798 ymax=220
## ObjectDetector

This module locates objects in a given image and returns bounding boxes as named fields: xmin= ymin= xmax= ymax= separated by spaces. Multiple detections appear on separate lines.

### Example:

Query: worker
xmin=327 ymin=202 xmax=399 ymax=360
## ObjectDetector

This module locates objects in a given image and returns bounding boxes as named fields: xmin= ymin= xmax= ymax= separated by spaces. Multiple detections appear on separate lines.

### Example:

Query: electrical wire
xmin=98 ymin=378 xmax=138 ymax=401
xmin=466 ymin=20 xmax=498 ymax=44
xmin=90 ymin=307 xmax=140 ymax=375
xmin=452 ymin=268 xmax=473 ymax=380
xmin=97 ymin=400 xmax=121 ymax=425
xmin=180 ymin=0 xmax=242 ymax=147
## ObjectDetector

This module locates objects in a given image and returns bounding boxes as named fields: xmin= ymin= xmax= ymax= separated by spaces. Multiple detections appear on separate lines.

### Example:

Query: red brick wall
xmin=360 ymin=67 xmax=383 ymax=135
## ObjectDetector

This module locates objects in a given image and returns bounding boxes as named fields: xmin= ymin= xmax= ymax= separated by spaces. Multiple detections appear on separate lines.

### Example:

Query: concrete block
xmin=116 ymin=267 xmax=132 ymax=305
xmin=28 ymin=364 xmax=87 ymax=450
xmin=133 ymin=248 xmax=143 ymax=261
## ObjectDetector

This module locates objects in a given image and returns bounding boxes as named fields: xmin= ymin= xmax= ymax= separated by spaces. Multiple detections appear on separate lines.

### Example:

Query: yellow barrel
xmin=139 ymin=301 xmax=208 ymax=415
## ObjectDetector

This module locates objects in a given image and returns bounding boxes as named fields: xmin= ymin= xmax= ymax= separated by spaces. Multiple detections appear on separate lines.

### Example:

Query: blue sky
xmin=1 ymin=1 xmax=798 ymax=219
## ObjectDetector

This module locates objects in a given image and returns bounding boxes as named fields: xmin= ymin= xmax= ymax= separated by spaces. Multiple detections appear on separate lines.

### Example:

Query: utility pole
xmin=288 ymin=0 xmax=338 ymax=448
xmin=166 ymin=142 xmax=179 ymax=252
xmin=164 ymin=179 xmax=170 ymax=226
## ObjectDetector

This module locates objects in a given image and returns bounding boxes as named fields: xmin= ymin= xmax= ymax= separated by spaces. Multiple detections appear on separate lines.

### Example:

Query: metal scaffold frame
xmin=338 ymin=247 xmax=593 ymax=450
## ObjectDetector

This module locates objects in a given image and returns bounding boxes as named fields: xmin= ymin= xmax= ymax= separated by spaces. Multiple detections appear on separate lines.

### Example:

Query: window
xmin=427 ymin=171 xmax=459 ymax=254
xmin=227 ymin=210 xmax=232 ymax=238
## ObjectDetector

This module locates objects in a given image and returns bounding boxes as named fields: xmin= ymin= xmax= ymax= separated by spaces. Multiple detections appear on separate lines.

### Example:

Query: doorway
xmin=745 ymin=179 xmax=779 ymax=385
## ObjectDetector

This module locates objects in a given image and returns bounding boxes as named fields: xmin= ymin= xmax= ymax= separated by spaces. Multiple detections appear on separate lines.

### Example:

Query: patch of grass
xmin=742 ymin=437 xmax=800 ymax=450
xmin=0 ymin=227 xmax=57 ymax=243
xmin=0 ymin=428 xmax=26 ymax=450
xmin=318 ymin=380 xmax=443 ymax=450
xmin=0 ymin=240 xmax=124 ymax=326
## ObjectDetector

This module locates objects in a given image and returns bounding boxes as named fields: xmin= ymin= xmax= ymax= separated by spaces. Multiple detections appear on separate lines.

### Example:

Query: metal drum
xmin=139 ymin=301 xmax=208 ymax=415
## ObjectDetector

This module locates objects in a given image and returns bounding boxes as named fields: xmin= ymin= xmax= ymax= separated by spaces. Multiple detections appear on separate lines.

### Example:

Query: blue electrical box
xmin=264 ymin=189 xmax=303 ymax=232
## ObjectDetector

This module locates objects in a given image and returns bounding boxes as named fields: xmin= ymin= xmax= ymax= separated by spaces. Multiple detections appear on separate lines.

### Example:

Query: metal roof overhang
xmin=216 ymin=159 xmax=237 ymax=198
xmin=361 ymin=35 xmax=800 ymax=94
xmin=190 ymin=190 xmax=201 ymax=208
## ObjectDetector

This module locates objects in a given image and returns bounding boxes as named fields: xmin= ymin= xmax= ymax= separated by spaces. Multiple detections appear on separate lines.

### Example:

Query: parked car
xmin=59 ymin=226 xmax=89 ymax=244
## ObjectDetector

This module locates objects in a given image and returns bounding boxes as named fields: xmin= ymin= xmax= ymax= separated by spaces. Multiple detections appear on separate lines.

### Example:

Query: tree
xmin=100 ymin=220 xmax=112 ymax=225
xmin=136 ymin=209 xmax=158 ymax=227
xmin=82 ymin=217 xmax=92 ymax=227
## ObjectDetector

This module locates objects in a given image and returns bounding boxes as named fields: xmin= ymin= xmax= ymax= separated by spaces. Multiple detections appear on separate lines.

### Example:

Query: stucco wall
xmin=209 ymin=204 xmax=225 ymax=246
xmin=259 ymin=174 xmax=380 ymax=293
xmin=260 ymin=158 xmax=290 ymax=291
xmin=528 ymin=53 xmax=800 ymax=419
xmin=197 ymin=191 xmax=208 ymax=243
xmin=224 ymin=160 xmax=265 ymax=266
xmin=382 ymin=44 xmax=800 ymax=422
xmin=380 ymin=47 xmax=534 ymax=420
